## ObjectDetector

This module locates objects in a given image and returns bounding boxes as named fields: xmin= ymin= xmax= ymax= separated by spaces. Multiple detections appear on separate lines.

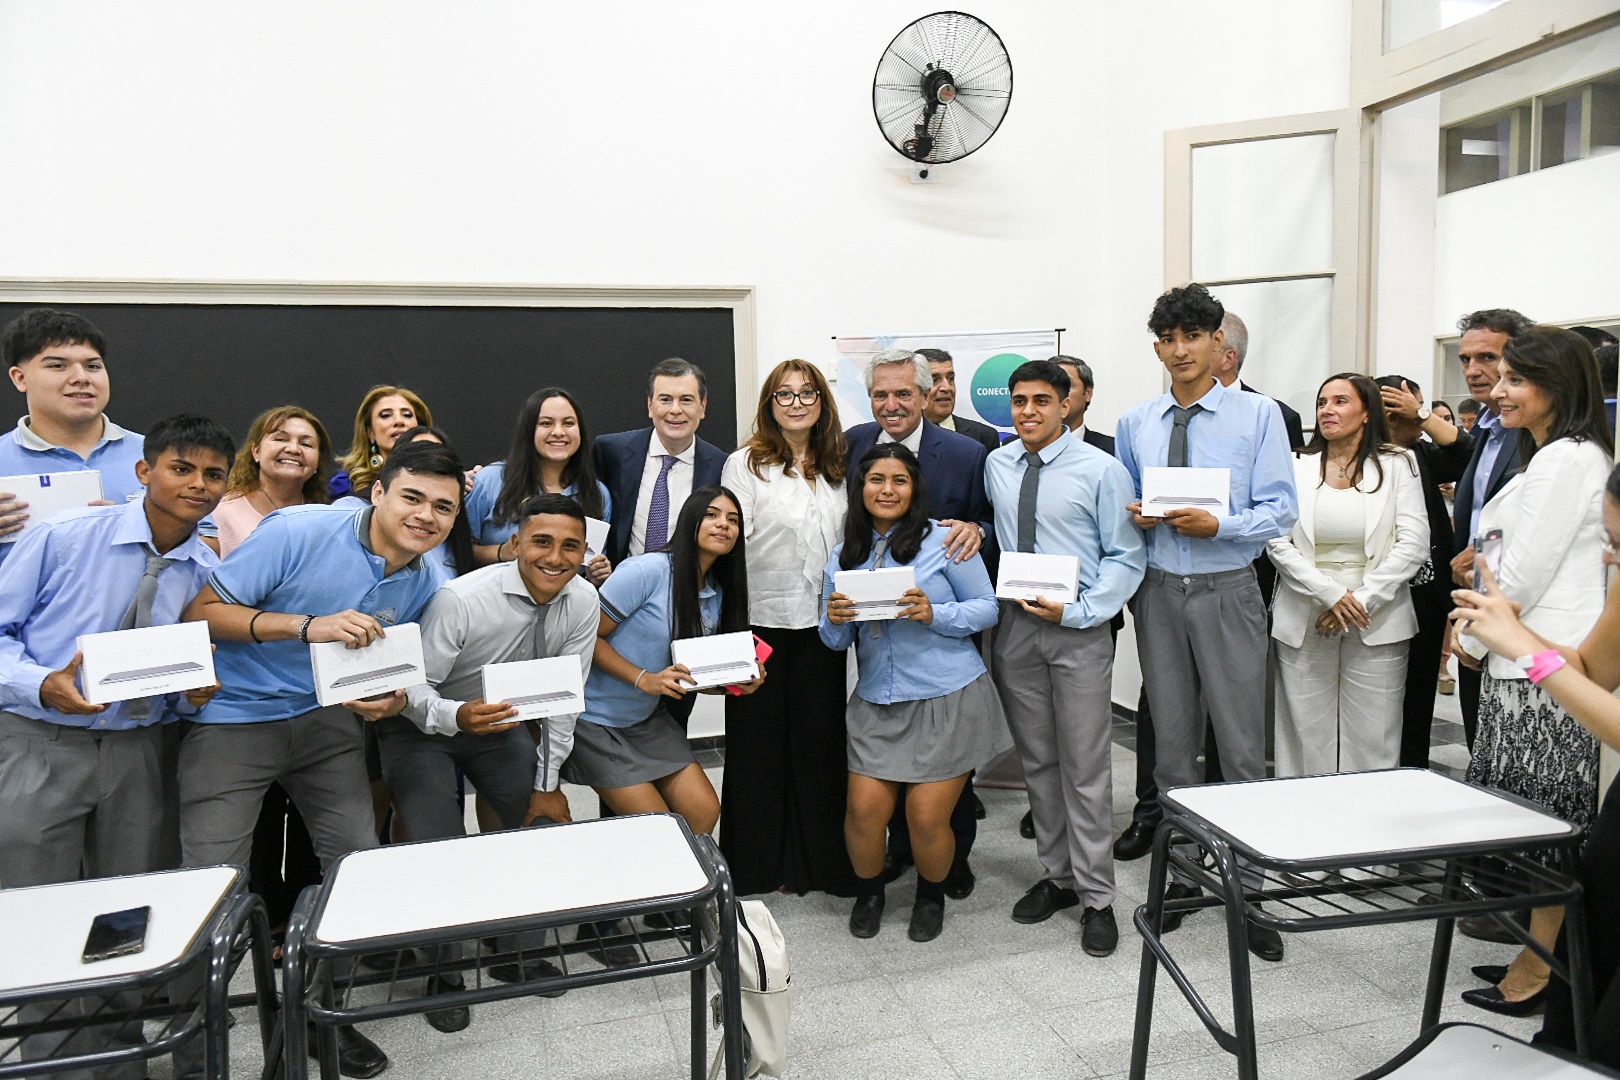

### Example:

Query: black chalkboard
xmin=0 ymin=302 xmax=739 ymax=466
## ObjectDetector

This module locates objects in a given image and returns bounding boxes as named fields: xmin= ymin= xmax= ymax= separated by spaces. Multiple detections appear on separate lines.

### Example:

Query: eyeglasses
xmin=772 ymin=388 xmax=821 ymax=407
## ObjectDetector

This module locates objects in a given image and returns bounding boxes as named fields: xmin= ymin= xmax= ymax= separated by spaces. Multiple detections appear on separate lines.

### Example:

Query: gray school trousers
xmin=992 ymin=610 xmax=1116 ymax=909
xmin=374 ymin=715 xmax=535 ymax=840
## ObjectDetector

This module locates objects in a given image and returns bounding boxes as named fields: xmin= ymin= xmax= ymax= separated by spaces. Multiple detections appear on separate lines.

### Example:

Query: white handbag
xmin=709 ymin=899 xmax=791 ymax=1079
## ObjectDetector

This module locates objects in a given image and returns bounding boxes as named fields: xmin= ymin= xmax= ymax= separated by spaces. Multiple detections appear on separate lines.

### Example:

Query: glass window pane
xmin=1442 ymin=104 xmax=1531 ymax=192
xmin=1206 ymin=277 xmax=1334 ymax=427
xmin=1191 ymin=135 xmax=1334 ymax=282
xmin=1385 ymin=0 xmax=1510 ymax=53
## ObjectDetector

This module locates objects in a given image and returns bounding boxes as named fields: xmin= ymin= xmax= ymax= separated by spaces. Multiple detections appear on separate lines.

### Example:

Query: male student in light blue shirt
xmin=985 ymin=360 xmax=1145 ymax=958
xmin=178 ymin=439 xmax=466 ymax=1074
xmin=0 ymin=310 xmax=152 ymax=565
xmin=1115 ymin=283 xmax=1297 ymax=959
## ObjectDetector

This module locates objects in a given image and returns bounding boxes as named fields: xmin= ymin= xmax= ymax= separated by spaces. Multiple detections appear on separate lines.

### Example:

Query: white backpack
xmin=709 ymin=899 xmax=791 ymax=1079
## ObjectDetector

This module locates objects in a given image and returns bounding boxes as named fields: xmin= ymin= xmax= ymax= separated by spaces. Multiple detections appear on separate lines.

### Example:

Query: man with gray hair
xmin=1051 ymin=354 xmax=1115 ymax=455
xmin=1211 ymin=313 xmax=1305 ymax=452
xmin=844 ymin=346 xmax=995 ymax=898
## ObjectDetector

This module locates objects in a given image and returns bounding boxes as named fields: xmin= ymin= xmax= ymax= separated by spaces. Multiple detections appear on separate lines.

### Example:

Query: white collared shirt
xmin=720 ymin=448 xmax=846 ymax=629
xmin=629 ymin=434 xmax=698 ymax=556
xmin=876 ymin=422 xmax=925 ymax=455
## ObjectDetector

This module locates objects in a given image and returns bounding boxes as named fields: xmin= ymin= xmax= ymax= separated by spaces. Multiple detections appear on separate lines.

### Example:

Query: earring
xmin=368 ymin=439 xmax=382 ymax=469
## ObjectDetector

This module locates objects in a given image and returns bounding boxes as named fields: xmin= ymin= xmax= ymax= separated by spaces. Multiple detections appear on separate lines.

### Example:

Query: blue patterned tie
xmin=644 ymin=455 xmax=679 ymax=553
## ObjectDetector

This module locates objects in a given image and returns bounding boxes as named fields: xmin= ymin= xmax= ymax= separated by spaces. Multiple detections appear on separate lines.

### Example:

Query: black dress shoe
xmin=1246 ymin=919 xmax=1284 ymax=962
xmin=849 ymin=894 xmax=885 ymax=938
xmin=908 ymin=898 xmax=944 ymax=942
xmin=642 ymin=910 xmax=691 ymax=931
xmin=307 ymin=1024 xmax=388 ymax=1079
xmin=1019 ymin=810 xmax=1035 ymax=839
xmin=422 ymin=975 xmax=470 ymax=1033
xmin=1461 ymin=982 xmax=1548 ymax=1017
xmin=1459 ymin=911 xmax=1527 ymax=944
xmin=970 ymin=792 xmax=986 ymax=820
xmin=1081 ymin=906 xmax=1118 ymax=957
xmin=575 ymin=921 xmax=638 ymax=966
xmin=1471 ymin=964 xmax=1508 ymax=984
xmin=1158 ymin=882 xmax=1201 ymax=933
xmin=879 ymin=851 xmax=914 ymax=885
xmin=488 ymin=956 xmax=568 ymax=997
xmin=942 ymin=860 xmax=975 ymax=900
xmin=1011 ymin=880 xmax=1080 ymax=924
xmin=1113 ymin=821 xmax=1156 ymax=862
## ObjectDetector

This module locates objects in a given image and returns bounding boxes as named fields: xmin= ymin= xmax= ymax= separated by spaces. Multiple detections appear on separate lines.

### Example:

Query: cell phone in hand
xmin=82 ymin=906 xmax=150 ymax=963
xmin=1473 ymin=528 xmax=1503 ymax=592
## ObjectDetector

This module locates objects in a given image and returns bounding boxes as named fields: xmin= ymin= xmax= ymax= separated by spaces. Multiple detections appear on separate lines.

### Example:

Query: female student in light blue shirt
xmin=821 ymin=444 xmax=1008 ymax=943
xmin=567 ymin=485 xmax=762 ymax=833
xmin=466 ymin=387 xmax=612 ymax=583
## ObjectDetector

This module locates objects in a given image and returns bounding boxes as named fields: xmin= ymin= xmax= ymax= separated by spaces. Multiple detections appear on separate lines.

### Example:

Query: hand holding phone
xmin=1473 ymin=529 xmax=1504 ymax=593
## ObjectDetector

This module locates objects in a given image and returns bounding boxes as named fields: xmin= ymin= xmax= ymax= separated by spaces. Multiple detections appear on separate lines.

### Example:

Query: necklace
xmin=1328 ymin=455 xmax=1356 ymax=479
xmin=250 ymin=486 xmax=298 ymax=515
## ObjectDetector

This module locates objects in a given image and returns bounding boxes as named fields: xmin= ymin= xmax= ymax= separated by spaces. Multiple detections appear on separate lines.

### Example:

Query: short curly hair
xmin=1148 ymin=283 xmax=1225 ymax=337
xmin=1456 ymin=308 xmax=1532 ymax=338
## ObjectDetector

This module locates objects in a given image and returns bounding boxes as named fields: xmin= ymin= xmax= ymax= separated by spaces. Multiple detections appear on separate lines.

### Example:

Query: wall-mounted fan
xmin=872 ymin=11 xmax=1013 ymax=176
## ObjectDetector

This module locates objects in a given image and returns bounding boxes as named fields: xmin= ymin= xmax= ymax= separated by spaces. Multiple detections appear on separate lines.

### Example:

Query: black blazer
xmin=1450 ymin=423 xmax=1521 ymax=556
xmin=592 ymin=426 xmax=727 ymax=565
xmin=1240 ymin=380 xmax=1306 ymax=452
xmin=844 ymin=421 xmax=992 ymax=529
xmin=1080 ymin=428 xmax=1116 ymax=456
xmin=948 ymin=413 xmax=1005 ymax=455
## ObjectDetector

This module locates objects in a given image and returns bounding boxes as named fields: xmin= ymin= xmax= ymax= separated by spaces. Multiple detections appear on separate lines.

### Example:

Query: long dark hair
xmin=1500 ymin=325 xmax=1616 ymax=465
xmin=1300 ymin=373 xmax=1396 ymax=492
xmin=743 ymin=359 xmax=847 ymax=483
xmin=394 ymin=426 xmax=476 ymax=576
xmin=667 ymin=485 xmax=749 ymax=640
xmin=839 ymin=444 xmax=932 ymax=570
xmin=492 ymin=388 xmax=605 ymax=525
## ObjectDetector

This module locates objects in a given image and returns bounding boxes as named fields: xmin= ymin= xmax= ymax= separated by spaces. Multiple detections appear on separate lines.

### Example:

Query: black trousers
xmin=719 ymin=626 xmax=857 ymax=897
xmin=1459 ymin=662 xmax=1482 ymax=749
xmin=248 ymin=782 xmax=322 ymax=931
xmin=1400 ymin=588 xmax=1449 ymax=768
xmin=1539 ymin=777 xmax=1620 ymax=1067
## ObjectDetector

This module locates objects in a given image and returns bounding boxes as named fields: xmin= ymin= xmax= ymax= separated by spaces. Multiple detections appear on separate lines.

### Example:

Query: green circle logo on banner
xmin=968 ymin=352 xmax=1029 ymax=428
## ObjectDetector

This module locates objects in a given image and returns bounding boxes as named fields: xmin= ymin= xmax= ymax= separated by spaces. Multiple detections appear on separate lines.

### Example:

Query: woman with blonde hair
xmin=212 ymin=405 xmax=333 ymax=557
xmin=330 ymin=385 xmax=432 ymax=499
xmin=718 ymin=359 xmax=857 ymax=897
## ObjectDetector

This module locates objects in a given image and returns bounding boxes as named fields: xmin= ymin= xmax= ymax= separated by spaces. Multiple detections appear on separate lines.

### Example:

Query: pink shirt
xmin=213 ymin=493 xmax=268 ymax=558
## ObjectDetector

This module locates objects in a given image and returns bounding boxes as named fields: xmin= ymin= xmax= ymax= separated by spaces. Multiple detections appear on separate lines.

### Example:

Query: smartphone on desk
xmin=82 ymin=906 xmax=151 ymax=963
xmin=1473 ymin=528 xmax=1503 ymax=592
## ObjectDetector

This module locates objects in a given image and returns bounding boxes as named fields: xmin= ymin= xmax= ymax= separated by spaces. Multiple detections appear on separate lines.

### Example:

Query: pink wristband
xmin=1527 ymin=650 xmax=1567 ymax=685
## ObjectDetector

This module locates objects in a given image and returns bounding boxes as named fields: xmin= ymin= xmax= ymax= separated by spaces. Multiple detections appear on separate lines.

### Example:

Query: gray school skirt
xmin=561 ymin=704 xmax=696 ymax=789
xmin=846 ymin=672 xmax=1012 ymax=784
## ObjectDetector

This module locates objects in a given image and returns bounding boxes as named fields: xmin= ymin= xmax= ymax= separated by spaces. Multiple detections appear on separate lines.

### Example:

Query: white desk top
xmin=314 ymin=813 xmax=710 ymax=945
xmin=1164 ymin=770 xmax=1575 ymax=862
xmin=1389 ymin=1023 xmax=1606 ymax=1078
xmin=0 ymin=866 xmax=238 ymax=994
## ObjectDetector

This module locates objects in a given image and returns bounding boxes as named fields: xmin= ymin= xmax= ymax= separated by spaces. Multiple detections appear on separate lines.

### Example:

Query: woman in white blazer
xmin=1267 ymin=374 xmax=1430 ymax=777
xmin=1454 ymin=326 xmax=1614 ymax=1018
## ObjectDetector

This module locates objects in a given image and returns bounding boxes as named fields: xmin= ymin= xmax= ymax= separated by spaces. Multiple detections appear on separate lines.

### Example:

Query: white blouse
xmin=721 ymin=447 xmax=847 ymax=630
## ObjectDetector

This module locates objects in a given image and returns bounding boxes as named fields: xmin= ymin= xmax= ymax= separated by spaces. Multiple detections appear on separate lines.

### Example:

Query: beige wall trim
xmin=0 ymin=277 xmax=761 ymax=444
xmin=1352 ymin=0 xmax=1620 ymax=110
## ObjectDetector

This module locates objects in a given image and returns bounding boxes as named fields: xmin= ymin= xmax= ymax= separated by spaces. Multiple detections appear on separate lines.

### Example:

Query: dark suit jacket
xmin=1408 ymin=439 xmax=1466 ymax=611
xmin=844 ymin=421 xmax=992 ymax=529
xmin=592 ymin=426 xmax=727 ymax=565
xmin=947 ymin=413 xmax=1005 ymax=455
xmin=1080 ymin=428 xmax=1116 ymax=456
xmin=1240 ymin=380 xmax=1306 ymax=452
xmin=1450 ymin=421 xmax=1522 ymax=557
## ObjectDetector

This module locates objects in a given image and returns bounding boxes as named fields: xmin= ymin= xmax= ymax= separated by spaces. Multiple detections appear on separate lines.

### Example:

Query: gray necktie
xmin=1017 ymin=451 xmax=1044 ymax=553
xmin=119 ymin=548 xmax=175 ymax=721
xmin=1168 ymin=404 xmax=1204 ymax=468
xmin=522 ymin=602 xmax=551 ymax=660
xmin=871 ymin=535 xmax=889 ymax=569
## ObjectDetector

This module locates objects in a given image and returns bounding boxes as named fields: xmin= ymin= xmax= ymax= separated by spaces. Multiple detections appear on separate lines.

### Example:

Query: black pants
xmin=1459 ymin=663 xmax=1482 ymax=750
xmin=719 ymin=627 xmax=857 ymax=897
xmin=248 ymin=782 xmax=323 ymax=931
xmin=1539 ymin=777 xmax=1620 ymax=1067
xmin=1400 ymin=588 xmax=1449 ymax=768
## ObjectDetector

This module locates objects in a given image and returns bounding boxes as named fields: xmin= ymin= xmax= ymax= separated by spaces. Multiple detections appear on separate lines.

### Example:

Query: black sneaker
xmin=1080 ymin=906 xmax=1118 ymax=957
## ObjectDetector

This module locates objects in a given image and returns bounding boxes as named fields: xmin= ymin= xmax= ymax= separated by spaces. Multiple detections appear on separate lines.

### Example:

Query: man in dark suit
xmin=592 ymin=357 xmax=728 ymax=567
xmin=1053 ymin=354 xmax=1115 ymax=455
xmin=916 ymin=347 xmax=1007 ymax=455
xmin=845 ymin=347 xmax=992 ymax=899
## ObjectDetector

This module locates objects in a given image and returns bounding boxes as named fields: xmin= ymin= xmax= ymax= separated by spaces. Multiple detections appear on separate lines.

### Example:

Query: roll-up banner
xmin=831 ymin=329 xmax=1061 ymax=437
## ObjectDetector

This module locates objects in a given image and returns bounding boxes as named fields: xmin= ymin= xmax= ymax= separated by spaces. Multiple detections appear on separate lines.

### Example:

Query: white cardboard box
xmin=309 ymin=623 xmax=426 ymax=707
xmin=996 ymin=552 xmax=1080 ymax=605
xmin=832 ymin=566 xmax=917 ymax=622
xmin=585 ymin=516 xmax=610 ymax=560
xmin=671 ymin=630 xmax=758 ymax=690
xmin=1141 ymin=466 xmax=1231 ymax=517
xmin=0 ymin=471 xmax=103 ymax=544
xmin=480 ymin=656 xmax=584 ymax=722
xmin=76 ymin=621 xmax=215 ymax=706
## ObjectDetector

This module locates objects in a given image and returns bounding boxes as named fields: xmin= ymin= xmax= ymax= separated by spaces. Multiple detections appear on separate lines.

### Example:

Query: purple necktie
xmin=645 ymin=455 xmax=679 ymax=553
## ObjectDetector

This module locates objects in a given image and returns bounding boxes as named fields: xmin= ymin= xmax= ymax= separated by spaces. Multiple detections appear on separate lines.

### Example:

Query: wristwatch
xmin=1416 ymin=405 xmax=1431 ymax=422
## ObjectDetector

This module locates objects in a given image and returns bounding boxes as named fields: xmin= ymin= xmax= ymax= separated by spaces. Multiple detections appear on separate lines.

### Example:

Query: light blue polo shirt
xmin=463 ymin=463 xmax=613 ymax=546
xmin=580 ymin=552 xmax=720 ymax=728
xmin=0 ymin=416 xmax=147 ymax=567
xmin=199 ymin=505 xmax=443 ymax=723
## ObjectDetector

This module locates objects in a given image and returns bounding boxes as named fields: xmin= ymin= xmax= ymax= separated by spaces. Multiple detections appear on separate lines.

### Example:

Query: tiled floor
xmin=210 ymin=690 xmax=1546 ymax=1080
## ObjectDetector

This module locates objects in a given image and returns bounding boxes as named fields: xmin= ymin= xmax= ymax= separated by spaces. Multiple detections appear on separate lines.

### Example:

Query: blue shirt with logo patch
xmin=198 ymin=504 xmax=443 ymax=723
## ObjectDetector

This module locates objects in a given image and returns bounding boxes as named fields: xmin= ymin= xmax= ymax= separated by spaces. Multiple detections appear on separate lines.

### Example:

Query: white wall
xmin=0 ymin=0 xmax=1353 ymax=714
